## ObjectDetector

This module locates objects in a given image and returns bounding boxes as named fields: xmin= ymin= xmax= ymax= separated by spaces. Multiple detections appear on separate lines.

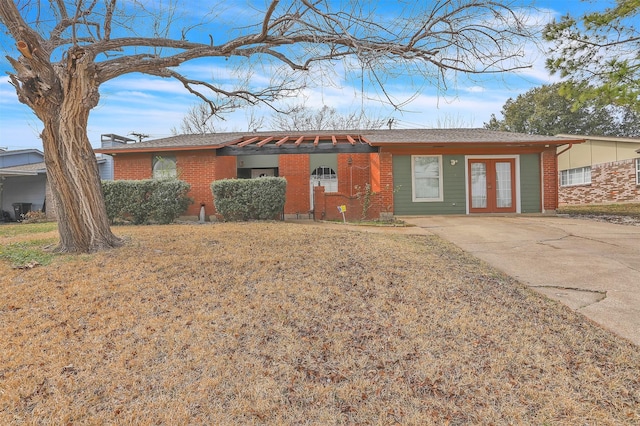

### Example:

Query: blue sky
xmin=0 ymin=0 xmax=609 ymax=150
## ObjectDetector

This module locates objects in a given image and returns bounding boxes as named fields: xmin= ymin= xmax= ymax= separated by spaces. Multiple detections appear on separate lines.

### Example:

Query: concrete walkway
xmin=401 ymin=216 xmax=640 ymax=346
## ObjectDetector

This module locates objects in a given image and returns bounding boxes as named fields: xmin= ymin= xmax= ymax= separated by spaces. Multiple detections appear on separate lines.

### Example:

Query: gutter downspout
xmin=556 ymin=143 xmax=573 ymax=157
xmin=555 ymin=143 xmax=574 ymax=210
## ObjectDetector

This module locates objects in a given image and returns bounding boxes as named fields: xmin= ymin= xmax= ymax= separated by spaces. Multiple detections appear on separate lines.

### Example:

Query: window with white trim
xmin=311 ymin=166 xmax=337 ymax=180
xmin=412 ymin=155 xmax=443 ymax=202
xmin=636 ymin=158 xmax=640 ymax=185
xmin=560 ymin=166 xmax=591 ymax=187
xmin=153 ymin=156 xmax=177 ymax=179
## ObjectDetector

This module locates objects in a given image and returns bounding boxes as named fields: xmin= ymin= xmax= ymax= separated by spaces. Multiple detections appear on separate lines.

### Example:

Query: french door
xmin=468 ymin=159 xmax=516 ymax=213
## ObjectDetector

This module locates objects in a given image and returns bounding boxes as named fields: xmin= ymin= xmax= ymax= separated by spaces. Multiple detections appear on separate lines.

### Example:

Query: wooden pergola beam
xmin=294 ymin=136 xmax=305 ymax=146
xmin=331 ymin=135 xmax=338 ymax=146
xmin=237 ymin=136 xmax=260 ymax=147
xmin=256 ymin=136 xmax=274 ymax=147
xmin=275 ymin=136 xmax=289 ymax=146
xmin=314 ymin=135 xmax=320 ymax=146
xmin=346 ymin=135 xmax=357 ymax=145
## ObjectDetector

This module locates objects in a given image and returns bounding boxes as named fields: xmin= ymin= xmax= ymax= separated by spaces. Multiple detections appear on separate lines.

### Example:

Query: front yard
xmin=1 ymin=222 xmax=639 ymax=424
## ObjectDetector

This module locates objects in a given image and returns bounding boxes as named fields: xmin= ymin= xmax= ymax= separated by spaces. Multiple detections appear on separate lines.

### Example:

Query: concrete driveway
xmin=401 ymin=216 xmax=640 ymax=346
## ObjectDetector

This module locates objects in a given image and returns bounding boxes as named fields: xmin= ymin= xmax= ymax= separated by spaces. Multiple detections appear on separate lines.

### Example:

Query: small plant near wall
xmin=382 ymin=184 xmax=402 ymax=220
xmin=354 ymin=183 xmax=377 ymax=221
xmin=20 ymin=211 xmax=48 ymax=223
xmin=354 ymin=184 xmax=403 ymax=223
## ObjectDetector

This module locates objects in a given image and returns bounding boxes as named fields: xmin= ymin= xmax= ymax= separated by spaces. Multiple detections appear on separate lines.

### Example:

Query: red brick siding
xmin=176 ymin=151 xmax=218 ymax=216
xmin=206 ymin=155 xmax=238 ymax=218
xmin=280 ymin=154 xmax=311 ymax=214
xmin=541 ymin=148 xmax=558 ymax=211
xmin=112 ymin=151 xmax=234 ymax=217
xmin=214 ymin=156 xmax=237 ymax=180
xmin=338 ymin=153 xmax=370 ymax=196
xmin=310 ymin=152 xmax=393 ymax=221
xmin=113 ymin=154 xmax=152 ymax=180
xmin=313 ymin=186 xmax=364 ymax=221
xmin=376 ymin=152 xmax=394 ymax=215
xmin=559 ymin=158 xmax=640 ymax=205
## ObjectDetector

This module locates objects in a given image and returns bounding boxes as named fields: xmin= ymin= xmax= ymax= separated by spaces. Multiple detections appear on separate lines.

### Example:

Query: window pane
xmin=415 ymin=177 xmax=440 ymax=198
xmin=153 ymin=157 xmax=177 ymax=179
xmin=311 ymin=166 xmax=336 ymax=180
xmin=495 ymin=162 xmax=512 ymax=208
xmin=560 ymin=166 xmax=591 ymax=186
xmin=413 ymin=156 xmax=441 ymax=200
xmin=471 ymin=162 xmax=487 ymax=208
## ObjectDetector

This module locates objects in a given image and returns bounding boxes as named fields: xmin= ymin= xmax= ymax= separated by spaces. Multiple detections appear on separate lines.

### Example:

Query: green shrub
xmin=102 ymin=179 xmax=192 ymax=224
xmin=211 ymin=177 xmax=286 ymax=221
xmin=149 ymin=179 xmax=193 ymax=224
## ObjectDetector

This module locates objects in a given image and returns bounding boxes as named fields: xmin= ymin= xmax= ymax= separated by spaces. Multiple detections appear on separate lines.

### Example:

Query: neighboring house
xmin=96 ymin=129 xmax=583 ymax=221
xmin=0 ymin=149 xmax=47 ymax=221
xmin=0 ymin=146 xmax=114 ymax=221
xmin=556 ymin=134 xmax=640 ymax=205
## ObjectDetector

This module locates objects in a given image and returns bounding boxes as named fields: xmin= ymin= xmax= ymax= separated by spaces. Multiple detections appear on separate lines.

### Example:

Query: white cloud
xmin=462 ymin=86 xmax=486 ymax=94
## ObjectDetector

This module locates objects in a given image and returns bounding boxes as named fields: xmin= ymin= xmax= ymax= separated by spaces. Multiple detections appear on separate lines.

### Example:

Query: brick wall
xmin=112 ymin=151 xmax=234 ymax=218
xmin=541 ymin=148 xmax=558 ymax=211
xmin=376 ymin=152 xmax=394 ymax=216
xmin=313 ymin=186 xmax=360 ymax=221
xmin=280 ymin=154 xmax=311 ymax=215
xmin=113 ymin=153 xmax=152 ymax=180
xmin=338 ymin=153 xmax=370 ymax=196
xmin=559 ymin=158 xmax=640 ymax=205
xmin=308 ymin=152 xmax=390 ymax=221
xmin=209 ymin=155 xmax=238 ymax=218
xmin=176 ymin=151 xmax=218 ymax=216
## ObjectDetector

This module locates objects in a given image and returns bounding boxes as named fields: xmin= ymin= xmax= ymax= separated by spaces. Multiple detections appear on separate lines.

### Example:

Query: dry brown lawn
xmin=1 ymin=222 xmax=639 ymax=425
xmin=557 ymin=203 xmax=640 ymax=217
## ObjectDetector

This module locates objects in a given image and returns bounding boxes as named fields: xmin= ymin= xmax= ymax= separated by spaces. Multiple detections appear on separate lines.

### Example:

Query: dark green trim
xmin=520 ymin=154 xmax=541 ymax=213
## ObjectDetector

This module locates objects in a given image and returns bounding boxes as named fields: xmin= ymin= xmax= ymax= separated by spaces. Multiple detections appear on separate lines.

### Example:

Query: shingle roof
xmin=362 ymin=128 xmax=578 ymax=144
xmin=556 ymin=134 xmax=640 ymax=144
xmin=0 ymin=161 xmax=46 ymax=175
xmin=0 ymin=149 xmax=44 ymax=157
xmin=95 ymin=128 xmax=583 ymax=153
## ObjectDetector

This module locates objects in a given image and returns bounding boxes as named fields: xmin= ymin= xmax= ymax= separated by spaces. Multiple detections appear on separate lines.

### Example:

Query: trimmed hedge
xmin=211 ymin=177 xmax=286 ymax=221
xmin=102 ymin=179 xmax=193 ymax=224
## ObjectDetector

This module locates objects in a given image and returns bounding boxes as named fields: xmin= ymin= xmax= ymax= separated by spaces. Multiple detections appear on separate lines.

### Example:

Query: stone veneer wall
xmin=559 ymin=158 xmax=640 ymax=205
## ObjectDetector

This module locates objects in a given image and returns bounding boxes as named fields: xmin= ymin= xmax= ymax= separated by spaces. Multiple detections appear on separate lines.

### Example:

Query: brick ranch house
xmin=556 ymin=134 xmax=640 ymax=205
xmin=95 ymin=129 xmax=584 ymax=221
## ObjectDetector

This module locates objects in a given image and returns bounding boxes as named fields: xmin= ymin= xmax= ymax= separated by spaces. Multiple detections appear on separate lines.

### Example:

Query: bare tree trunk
xmin=42 ymin=115 xmax=122 ymax=253
xmin=38 ymin=59 xmax=122 ymax=253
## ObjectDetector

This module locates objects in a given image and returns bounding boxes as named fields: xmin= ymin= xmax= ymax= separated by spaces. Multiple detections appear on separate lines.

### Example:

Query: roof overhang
xmin=556 ymin=134 xmax=640 ymax=144
xmin=94 ymin=131 xmax=587 ymax=155
xmin=96 ymin=144 xmax=225 ymax=155
xmin=371 ymin=139 xmax=585 ymax=148
xmin=0 ymin=170 xmax=40 ymax=177
xmin=95 ymin=133 xmax=373 ymax=155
